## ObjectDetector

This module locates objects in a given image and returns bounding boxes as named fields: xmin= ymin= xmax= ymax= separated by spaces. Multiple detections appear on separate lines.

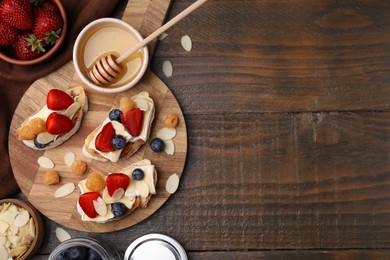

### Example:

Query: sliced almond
xmin=36 ymin=132 xmax=56 ymax=145
xmin=13 ymin=210 xmax=29 ymax=228
xmin=54 ymin=183 xmax=75 ymax=198
xmin=166 ymin=173 xmax=180 ymax=194
xmin=64 ymin=101 xmax=81 ymax=118
xmin=9 ymin=246 xmax=27 ymax=257
xmin=0 ymin=244 xmax=8 ymax=260
xmin=0 ymin=221 xmax=8 ymax=234
xmin=112 ymin=120 xmax=125 ymax=134
xmin=135 ymin=181 xmax=149 ymax=198
xmin=111 ymin=188 xmax=125 ymax=201
xmin=28 ymin=218 xmax=35 ymax=238
xmin=93 ymin=198 xmax=107 ymax=216
xmin=64 ymin=152 xmax=76 ymax=167
xmin=181 ymin=35 xmax=192 ymax=51
xmin=164 ymin=139 xmax=175 ymax=155
xmin=37 ymin=156 xmax=54 ymax=169
xmin=134 ymin=98 xmax=149 ymax=112
xmin=55 ymin=227 xmax=71 ymax=242
xmin=156 ymin=127 xmax=177 ymax=141
xmin=158 ymin=32 xmax=168 ymax=41
xmin=162 ymin=60 xmax=173 ymax=78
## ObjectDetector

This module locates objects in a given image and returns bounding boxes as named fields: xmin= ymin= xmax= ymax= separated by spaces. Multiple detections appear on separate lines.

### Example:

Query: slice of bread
xmin=17 ymin=86 xmax=88 ymax=150
xmin=82 ymin=91 xmax=155 ymax=162
xmin=77 ymin=159 xmax=157 ymax=223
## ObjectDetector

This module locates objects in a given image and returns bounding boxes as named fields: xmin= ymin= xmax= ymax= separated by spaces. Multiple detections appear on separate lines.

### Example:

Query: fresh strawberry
xmin=0 ymin=0 xmax=33 ymax=30
xmin=15 ymin=33 xmax=45 ymax=60
xmin=0 ymin=22 xmax=19 ymax=46
xmin=95 ymin=122 xmax=116 ymax=152
xmin=106 ymin=173 xmax=130 ymax=197
xmin=120 ymin=108 xmax=144 ymax=136
xmin=78 ymin=192 xmax=101 ymax=219
xmin=33 ymin=8 xmax=63 ymax=40
xmin=36 ymin=1 xmax=58 ymax=13
xmin=47 ymin=89 xmax=74 ymax=110
xmin=46 ymin=112 xmax=74 ymax=135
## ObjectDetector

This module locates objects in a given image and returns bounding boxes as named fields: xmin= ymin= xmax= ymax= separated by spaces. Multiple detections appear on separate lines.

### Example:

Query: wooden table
xmin=23 ymin=0 xmax=390 ymax=258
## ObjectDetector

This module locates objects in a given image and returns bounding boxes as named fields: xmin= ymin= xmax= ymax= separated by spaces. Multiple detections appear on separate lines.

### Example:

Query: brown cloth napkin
xmin=0 ymin=0 xmax=120 ymax=198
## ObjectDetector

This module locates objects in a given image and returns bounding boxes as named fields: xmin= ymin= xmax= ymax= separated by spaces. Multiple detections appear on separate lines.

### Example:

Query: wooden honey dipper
xmin=88 ymin=0 xmax=208 ymax=86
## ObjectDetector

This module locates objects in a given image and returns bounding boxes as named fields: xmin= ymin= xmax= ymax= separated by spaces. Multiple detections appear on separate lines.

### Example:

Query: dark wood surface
xmin=22 ymin=0 xmax=390 ymax=258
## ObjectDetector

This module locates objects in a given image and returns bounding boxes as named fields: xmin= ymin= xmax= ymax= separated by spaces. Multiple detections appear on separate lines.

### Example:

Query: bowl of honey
xmin=73 ymin=18 xmax=149 ymax=94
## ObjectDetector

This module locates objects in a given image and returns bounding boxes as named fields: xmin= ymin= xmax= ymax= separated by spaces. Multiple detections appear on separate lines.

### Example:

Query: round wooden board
xmin=8 ymin=65 xmax=187 ymax=232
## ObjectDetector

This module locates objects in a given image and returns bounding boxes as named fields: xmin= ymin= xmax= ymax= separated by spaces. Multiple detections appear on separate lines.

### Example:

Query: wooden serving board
xmin=8 ymin=0 xmax=187 ymax=233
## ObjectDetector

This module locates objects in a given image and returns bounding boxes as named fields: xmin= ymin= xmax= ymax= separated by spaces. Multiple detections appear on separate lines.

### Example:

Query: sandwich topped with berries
xmin=15 ymin=86 xmax=88 ymax=150
xmin=77 ymin=159 xmax=157 ymax=223
xmin=82 ymin=91 xmax=155 ymax=162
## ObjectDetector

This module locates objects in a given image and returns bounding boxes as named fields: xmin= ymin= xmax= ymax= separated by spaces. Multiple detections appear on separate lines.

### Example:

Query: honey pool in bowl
xmin=73 ymin=18 xmax=149 ymax=94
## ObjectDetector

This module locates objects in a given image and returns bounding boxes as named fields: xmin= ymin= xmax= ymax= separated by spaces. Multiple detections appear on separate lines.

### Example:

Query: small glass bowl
xmin=48 ymin=237 xmax=121 ymax=260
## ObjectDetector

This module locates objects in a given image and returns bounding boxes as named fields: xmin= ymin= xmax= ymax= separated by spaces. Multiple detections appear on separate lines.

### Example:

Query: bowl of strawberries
xmin=0 ymin=0 xmax=67 ymax=65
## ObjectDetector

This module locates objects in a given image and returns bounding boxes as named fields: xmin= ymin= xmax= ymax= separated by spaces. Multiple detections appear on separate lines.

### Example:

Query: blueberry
xmin=66 ymin=246 xmax=88 ymax=260
xmin=87 ymin=249 xmax=102 ymax=260
xmin=34 ymin=136 xmax=48 ymax=149
xmin=109 ymin=109 xmax=123 ymax=122
xmin=111 ymin=202 xmax=127 ymax=218
xmin=132 ymin=168 xmax=144 ymax=181
xmin=150 ymin=138 xmax=164 ymax=153
xmin=111 ymin=135 xmax=126 ymax=150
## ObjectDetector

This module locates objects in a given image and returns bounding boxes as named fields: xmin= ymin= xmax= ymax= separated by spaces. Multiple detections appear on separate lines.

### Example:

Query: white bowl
xmin=73 ymin=18 xmax=149 ymax=94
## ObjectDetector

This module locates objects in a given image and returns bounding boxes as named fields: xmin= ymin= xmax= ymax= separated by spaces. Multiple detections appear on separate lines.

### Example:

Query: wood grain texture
xmin=151 ymin=0 xmax=390 ymax=113
xmin=9 ymin=0 xmax=390 ymax=257
xmin=8 ymin=0 xmax=187 ymax=233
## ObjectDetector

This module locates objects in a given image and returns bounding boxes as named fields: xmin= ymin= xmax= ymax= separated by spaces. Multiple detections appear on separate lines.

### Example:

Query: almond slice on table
xmin=55 ymin=227 xmax=71 ymax=242
xmin=54 ymin=183 xmax=75 ymax=198
xmin=162 ymin=60 xmax=173 ymax=78
xmin=164 ymin=139 xmax=175 ymax=155
xmin=37 ymin=156 xmax=54 ymax=168
xmin=64 ymin=152 xmax=76 ymax=167
xmin=166 ymin=173 xmax=180 ymax=194
xmin=156 ymin=127 xmax=177 ymax=141
xmin=181 ymin=35 xmax=192 ymax=51
xmin=158 ymin=32 xmax=168 ymax=40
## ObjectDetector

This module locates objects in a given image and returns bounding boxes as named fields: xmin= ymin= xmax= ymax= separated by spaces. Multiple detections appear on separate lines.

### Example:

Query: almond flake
xmin=158 ymin=32 xmax=168 ymax=41
xmin=54 ymin=183 xmax=75 ymax=198
xmin=0 ymin=244 xmax=7 ymax=260
xmin=112 ymin=120 xmax=125 ymax=134
xmin=162 ymin=60 xmax=173 ymax=78
xmin=181 ymin=35 xmax=192 ymax=51
xmin=111 ymin=188 xmax=125 ymax=201
xmin=13 ymin=210 xmax=29 ymax=228
xmin=36 ymin=132 xmax=56 ymax=145
xmin=0 ymin=221 xmax=8 ymax=234
xmin=9 ymin=246 xmax=27 ymax=257
xmin=55 ymin=227 xmax=71 ymax=242
xmin=38 ymin=156 xmax=54 ymax=169
xmin=156 ymin=127 xmax=177 ymax=141
xmin=64 ymin=101 xmax=81 ymax=118
xmin=135 ymin=181 xmax=149 ymax=198
xmin=93 ymin=198 xmax=107 ymax=216
xmin=64 ymin=152 xmax=76 ymax=167
xmin=166 ymin=173 xmax=180 ymax=194
xmin=164 ymin=139 xmax=175 ymax=155
xmin=134 ymin=98 xmax=149 ymax=112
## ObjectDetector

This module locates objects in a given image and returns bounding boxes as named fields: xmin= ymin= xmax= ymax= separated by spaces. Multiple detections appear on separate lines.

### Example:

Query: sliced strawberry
xmin=106 ymin=173 xmax=130 ymax=197
xmin=46 ymin=112 xmax=74 ymax=135
xmin=95 ymin=122 xmax=116 ymax=152
xmin=120 ymin=108 xmax=144 ymax=136
xmin=78 ymin=192 xmax=101 ymax=219
xmin=47 ymin=89 xmax=74 ymax=110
